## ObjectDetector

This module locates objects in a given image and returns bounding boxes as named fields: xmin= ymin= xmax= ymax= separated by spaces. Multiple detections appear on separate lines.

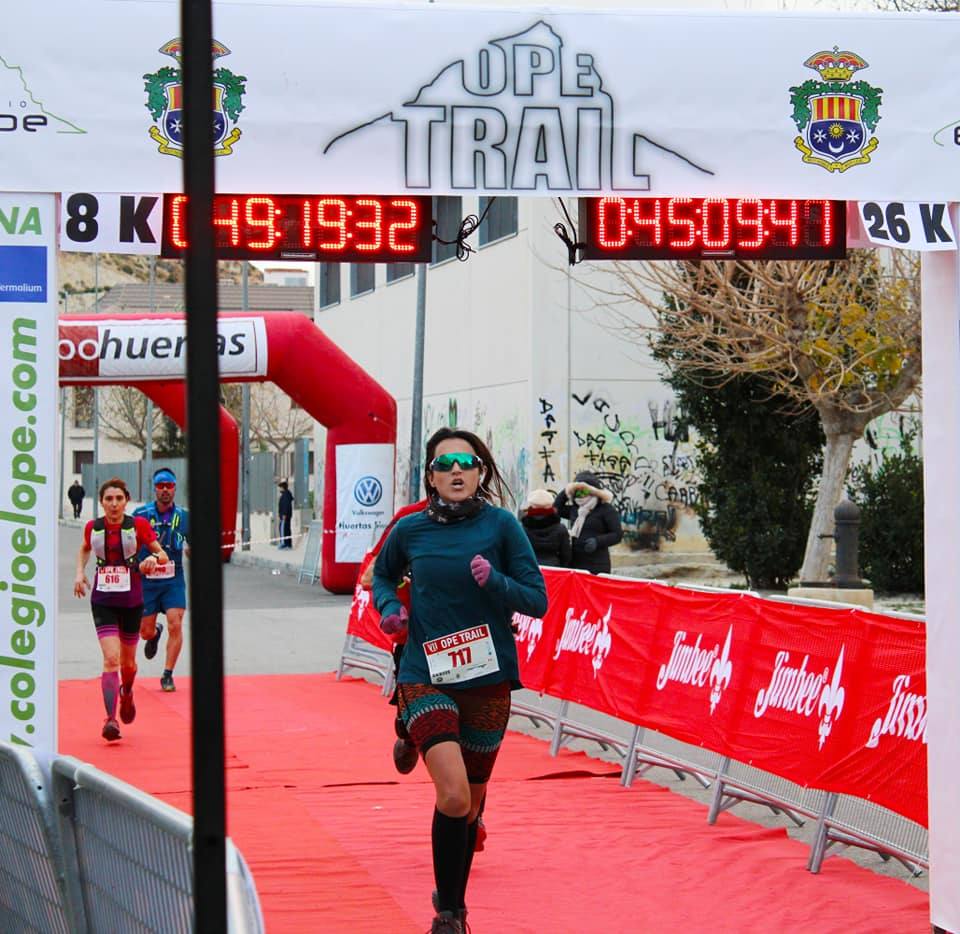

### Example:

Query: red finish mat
xmin=59 ymin=673 xmax=929 ymax=933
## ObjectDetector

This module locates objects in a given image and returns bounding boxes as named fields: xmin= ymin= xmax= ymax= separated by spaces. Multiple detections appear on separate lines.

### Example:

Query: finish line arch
xmin=59 ymin=311 xmax=396 ymax=593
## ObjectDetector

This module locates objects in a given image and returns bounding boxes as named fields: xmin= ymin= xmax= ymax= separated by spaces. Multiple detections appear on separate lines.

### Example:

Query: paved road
xmin=57 ymin=520 xmax=352 ymax=682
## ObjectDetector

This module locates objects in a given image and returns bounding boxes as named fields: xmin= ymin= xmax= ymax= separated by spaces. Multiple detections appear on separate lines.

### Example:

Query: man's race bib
xmin=144 ymin=561 xmax=175 ymax=580
xmin=424 ymin=624 xmax=500 ymax=685
xmin=96 ymin=567 xmax=131 ymax=592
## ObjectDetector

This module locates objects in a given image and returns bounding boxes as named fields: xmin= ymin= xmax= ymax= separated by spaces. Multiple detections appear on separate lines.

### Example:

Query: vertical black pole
xmin=181 ymin=2 xmax=227 ymax=930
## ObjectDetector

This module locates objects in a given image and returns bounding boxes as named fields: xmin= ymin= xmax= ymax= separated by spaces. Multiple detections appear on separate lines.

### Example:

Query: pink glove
xmin=470 ymin=555 xmax=492 ymax=587
xmin=380 ymin=606 xmax=408 ymax=636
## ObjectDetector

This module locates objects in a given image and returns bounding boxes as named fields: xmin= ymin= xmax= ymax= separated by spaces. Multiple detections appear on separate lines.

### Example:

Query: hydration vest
xmin=90 ymin=516 xmax=139 ymax=568
xmin=140 ymin=503 xmax=187 ymax=554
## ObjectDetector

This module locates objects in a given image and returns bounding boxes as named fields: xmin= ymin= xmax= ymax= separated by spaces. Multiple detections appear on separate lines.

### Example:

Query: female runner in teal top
xmin=374 ymin=427 xmax=547 ymax=934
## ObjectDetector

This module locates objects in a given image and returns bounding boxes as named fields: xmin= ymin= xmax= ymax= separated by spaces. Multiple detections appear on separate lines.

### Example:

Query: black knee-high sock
xmin=432 ymin=809 xmax=468 ymax=913
xmin=458 ymin=817 xmax=479 ymax=910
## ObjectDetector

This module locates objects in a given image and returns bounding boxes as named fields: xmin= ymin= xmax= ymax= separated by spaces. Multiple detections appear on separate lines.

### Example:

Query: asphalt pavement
xmin=58 ymin=519 xmax=352 ymax=682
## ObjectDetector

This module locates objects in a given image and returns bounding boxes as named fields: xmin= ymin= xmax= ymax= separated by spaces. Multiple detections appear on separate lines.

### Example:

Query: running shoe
xmin=144 ymin=622 xmax=164 ymax=660
xmin=431 ymin=892 xmax=468 ymax=927
xmin=102 ymin=718 xmax=121 ymax=741
xmin=475 ymin=816 xmax=486 ymax=852
xmin=393 ymin=737 xmax=418 ymax=774
xmin=429 ymin=911 xmax=463 ymax=934
xmin=119 ymin=687 xmax=136 ymax=724
xmin=160 ymin=672 xmax=176 ymax=692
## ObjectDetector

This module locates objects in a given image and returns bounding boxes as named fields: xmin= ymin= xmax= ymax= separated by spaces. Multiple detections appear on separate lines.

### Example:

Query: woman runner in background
xmin=74 ymin=477 xmax=168 ymax=742
xmin=374 ymin=428 xmax=547 ymax=934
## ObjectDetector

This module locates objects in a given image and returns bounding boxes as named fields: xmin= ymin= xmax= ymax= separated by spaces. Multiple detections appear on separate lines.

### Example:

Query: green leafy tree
xmin=848 ymin=427 xmax=924 ymax=593
xmin=675 ymin=378 xmax=823 ymax=590
xmin=154 ymin=415 xmax=186 ymax=457
xmin=655 ymin=306 xmax=825 ymax=589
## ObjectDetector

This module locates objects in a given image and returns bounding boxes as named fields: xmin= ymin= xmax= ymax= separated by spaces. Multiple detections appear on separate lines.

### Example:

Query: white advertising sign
xmin=58 ymin=316 xmax=268 ymax=382
xmin=3 ymin=3 xmax=960 ymax=199
xmin=0 ymin=193 xmax=57 ymax=753
xmin=60 ymin=192 xmax=164 ymax=255
xmin=855 ymin=202 xmax=956 ymax=251
xmin=335 ymin=444 xmax=394 ymax=563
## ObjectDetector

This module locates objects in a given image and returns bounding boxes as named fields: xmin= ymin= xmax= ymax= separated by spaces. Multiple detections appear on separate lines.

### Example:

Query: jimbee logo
xmin=353 ymin=476 xmax=383 ymax=507
xmin=789 ymin=47 xmax=882 ymax=173
xmin=143 ymin=39 xmax=246 ymax=158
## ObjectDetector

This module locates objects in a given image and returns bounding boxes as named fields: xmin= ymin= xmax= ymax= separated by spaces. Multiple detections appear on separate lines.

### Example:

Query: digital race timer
xmin=579 ymin=198 xmax=846 ymax=261
xmin=160 ymin=193 xmax=433 ymax=262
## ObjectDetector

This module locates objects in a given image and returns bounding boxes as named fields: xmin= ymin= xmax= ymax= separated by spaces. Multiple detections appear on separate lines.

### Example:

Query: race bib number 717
xmin=424 ymin=624 xmax=500 ymax=685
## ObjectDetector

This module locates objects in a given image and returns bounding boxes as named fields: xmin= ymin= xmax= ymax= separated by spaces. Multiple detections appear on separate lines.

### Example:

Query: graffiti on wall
xmin=862 ymin=410 xmax=921 ymax=463
xmin=395 ymin=384 xmax=702 ymax=551
xmin=536 ymin=396 xmax=559 ymax=484
xmin=568 ymin=388 xmax=700 ymax=549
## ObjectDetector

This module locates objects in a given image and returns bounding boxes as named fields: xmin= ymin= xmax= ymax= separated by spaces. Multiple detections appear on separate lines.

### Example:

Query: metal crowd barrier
xmin=336 ymin=632 xmax=396 ymax=697
xmin=808 ymin=792 xmax=928 ymax=875
xmin=0 ymin=743 xmax=81 ymax=932
xmin=0 ymin=743 xmax=264 ymax=933
xmin=338 ymin=579 xmax=930 ymax=877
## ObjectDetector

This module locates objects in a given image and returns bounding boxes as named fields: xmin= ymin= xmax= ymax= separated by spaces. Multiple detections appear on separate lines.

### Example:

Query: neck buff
xmin=425 ymin=493 xmax=485 ymax=524
xmin=570 ymin=495 xmax=598 ymax=539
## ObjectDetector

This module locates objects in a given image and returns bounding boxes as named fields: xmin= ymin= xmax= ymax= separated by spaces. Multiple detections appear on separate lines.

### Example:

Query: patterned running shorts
xmin=397 ymin=681 xmax=511 ymax=784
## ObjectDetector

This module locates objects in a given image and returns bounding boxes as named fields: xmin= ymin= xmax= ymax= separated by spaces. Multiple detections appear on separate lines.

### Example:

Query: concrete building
xmin=313 ymin=197 xmax=705 ymax=553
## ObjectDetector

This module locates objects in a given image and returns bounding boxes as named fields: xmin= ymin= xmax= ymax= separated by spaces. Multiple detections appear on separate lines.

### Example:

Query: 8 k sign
xmin=0 ymin=194 xmax=58 ymax=752
xmin=335 ymin=444 xmax=394 ymax=562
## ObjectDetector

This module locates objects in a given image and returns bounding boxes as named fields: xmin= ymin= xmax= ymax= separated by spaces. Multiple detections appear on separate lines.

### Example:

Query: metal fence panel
xmin=249 ymin=451 xmax=277 ymax=514
xmin=0 ymin=744 xmax=76 ymax=934
xmin=83 ymin=461 xmax=144 ymax=503
xmin=53 ymin=756 xmax=194 ymax=934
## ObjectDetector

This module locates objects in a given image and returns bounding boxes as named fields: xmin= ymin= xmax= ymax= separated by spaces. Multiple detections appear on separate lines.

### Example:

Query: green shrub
xmin=684 ymin=379 xmax=824 ymax=591
xmin=848 ymin=432 xmax=923 ymax=594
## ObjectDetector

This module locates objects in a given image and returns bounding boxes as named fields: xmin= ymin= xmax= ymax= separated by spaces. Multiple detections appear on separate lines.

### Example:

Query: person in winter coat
xmin=553 ymin=471 xmax=623 ymax=574
xmin=521 ymin=489 xmax=571 ymax=568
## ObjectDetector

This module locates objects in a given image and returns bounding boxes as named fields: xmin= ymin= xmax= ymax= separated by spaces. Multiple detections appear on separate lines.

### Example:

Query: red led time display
xmin=579 ymin=198 xmax=846 ymax=261
xmin=161 ymin=194 xmax=433 ymax=262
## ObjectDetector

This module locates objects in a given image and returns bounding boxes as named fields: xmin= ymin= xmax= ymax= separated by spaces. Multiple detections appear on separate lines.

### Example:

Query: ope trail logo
xmin=353 ymin=476 xmax=383 ymax=507
xmin=325 ymin=20 xmax=712 ymax=192
xmin=144 ymin=38 xmax=246 ymax=158
xmin=790 ymin=47 xmax=882 ymax=173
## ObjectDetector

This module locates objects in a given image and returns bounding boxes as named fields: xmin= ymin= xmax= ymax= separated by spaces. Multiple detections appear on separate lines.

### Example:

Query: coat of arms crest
xmin=143 ymin=39 xmax=246 ymax=158
xmin=789 ymin=47 xmax=882 ymax=172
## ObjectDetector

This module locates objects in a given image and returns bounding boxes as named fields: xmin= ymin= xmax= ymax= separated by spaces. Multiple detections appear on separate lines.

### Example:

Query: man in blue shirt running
xmin=135 ymin=467 xmax=190 ymax=692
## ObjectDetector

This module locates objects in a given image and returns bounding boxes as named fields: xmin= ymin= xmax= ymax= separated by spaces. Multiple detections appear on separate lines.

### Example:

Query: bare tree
xmin=588 ymin=250 xmax=920 ymax=581
xmin=247 ymin=382 xmax=313 ymax=456
xmin=98 ymin=386 xmax=154 ymax=455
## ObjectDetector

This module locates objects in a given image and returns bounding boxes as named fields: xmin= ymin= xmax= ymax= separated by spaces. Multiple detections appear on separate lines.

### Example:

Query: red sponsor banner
xmin=346 ymin=551 xmax=395 ymax=653
xmin=348 ymin=567 xmax=927 ymax=826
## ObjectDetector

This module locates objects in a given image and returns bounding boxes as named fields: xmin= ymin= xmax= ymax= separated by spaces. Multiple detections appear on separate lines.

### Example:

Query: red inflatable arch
xmin=59 ymin=312 xmax=397 ymax=593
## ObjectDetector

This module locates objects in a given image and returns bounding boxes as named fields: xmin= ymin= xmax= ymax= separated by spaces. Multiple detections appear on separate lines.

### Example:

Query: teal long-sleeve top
xmin=373 ymin=502 xmax=548 ymax=690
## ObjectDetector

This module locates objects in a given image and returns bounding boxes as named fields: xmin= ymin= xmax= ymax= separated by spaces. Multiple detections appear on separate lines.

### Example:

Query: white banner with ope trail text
xmin=3 ymin=2 xmax=960 ymax=199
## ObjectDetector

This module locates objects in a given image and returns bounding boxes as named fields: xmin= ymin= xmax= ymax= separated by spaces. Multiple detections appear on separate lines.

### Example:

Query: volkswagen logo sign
xmin=353 ymin=475 xmax=383 ymax=507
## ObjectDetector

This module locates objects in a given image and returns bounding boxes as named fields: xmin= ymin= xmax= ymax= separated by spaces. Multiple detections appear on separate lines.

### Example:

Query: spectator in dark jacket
xmin=277 ymin=481 xmax=294 ymax=549
xmin=521 ymin=489 xmax=571 ymax=568
xmin=554 ymin=471 xmax=623 ymax=574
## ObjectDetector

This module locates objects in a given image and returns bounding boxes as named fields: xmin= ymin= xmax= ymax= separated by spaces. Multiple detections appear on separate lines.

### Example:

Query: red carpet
xmin=59 ymin=673 xmax=929 ymax=933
